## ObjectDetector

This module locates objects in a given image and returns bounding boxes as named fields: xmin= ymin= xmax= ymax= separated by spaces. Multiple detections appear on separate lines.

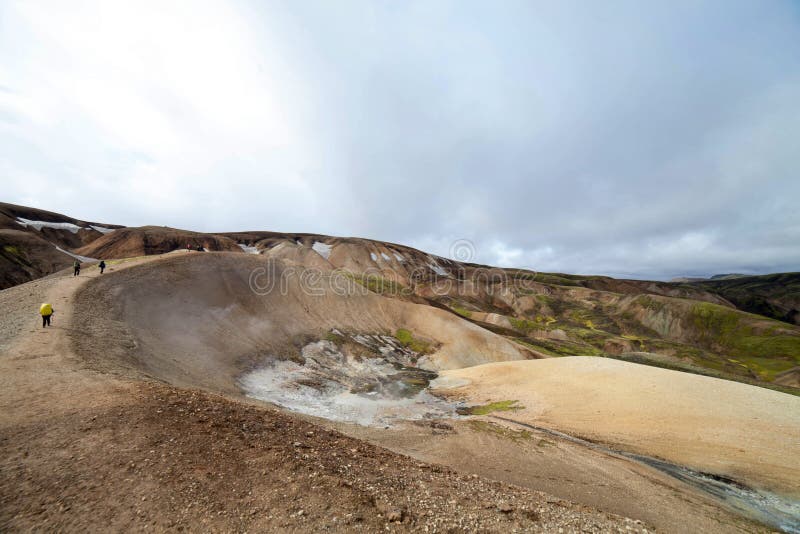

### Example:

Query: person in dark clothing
xmin=73 ymin=259 xmax=81 ymax=276
xmin=98 ymin=260 xmax=106 ymax=274
xmin=196 ymin=244 xmax=204 ymax=252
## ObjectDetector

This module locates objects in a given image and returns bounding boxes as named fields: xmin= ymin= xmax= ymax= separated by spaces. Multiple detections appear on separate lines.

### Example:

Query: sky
xmin=1 ymin=0 xmax=799 ymax=280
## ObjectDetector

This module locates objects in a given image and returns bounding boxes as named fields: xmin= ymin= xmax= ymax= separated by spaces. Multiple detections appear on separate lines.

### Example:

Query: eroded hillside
xmin=2 ymin=203 xmax=798 ymax=394
xmin=0 ymin=202 xmax=121 ymax=288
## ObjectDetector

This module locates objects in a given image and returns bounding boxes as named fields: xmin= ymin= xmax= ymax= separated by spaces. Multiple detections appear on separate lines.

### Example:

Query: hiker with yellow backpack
xmin=40 ymin=303 xmax=54 ymax=328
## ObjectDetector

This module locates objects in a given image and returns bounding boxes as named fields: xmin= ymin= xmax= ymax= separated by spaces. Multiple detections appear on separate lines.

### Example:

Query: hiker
xmin=196 ymin=244 xmax=204 ymax=252
xmin=73 ymin=259 xmax=81 ymax=276
xmin=98 ymin=260 xmax=106 ymax=274
xmin=40 ymin=303 xmax=54 ymax=328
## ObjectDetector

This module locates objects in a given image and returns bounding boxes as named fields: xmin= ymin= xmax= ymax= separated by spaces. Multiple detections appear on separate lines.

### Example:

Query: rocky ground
xmin=4 ymin=381 xmax=652 ymax=532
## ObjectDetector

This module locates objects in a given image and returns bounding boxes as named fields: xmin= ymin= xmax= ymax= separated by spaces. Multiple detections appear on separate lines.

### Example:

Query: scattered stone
xmin=387 ymin=509 xmax=403 ymax=522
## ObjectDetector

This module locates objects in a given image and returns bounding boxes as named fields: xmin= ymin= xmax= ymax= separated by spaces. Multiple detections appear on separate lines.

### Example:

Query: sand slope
xmin=438 ymin=357 xmax=800 ymax=498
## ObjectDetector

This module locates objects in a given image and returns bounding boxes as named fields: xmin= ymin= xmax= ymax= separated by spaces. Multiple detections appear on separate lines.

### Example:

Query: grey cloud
xmin=1 ymin=0 xmax=799 ymax=279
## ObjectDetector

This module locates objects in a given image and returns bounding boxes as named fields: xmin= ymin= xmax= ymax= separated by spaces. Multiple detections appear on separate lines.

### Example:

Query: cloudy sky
xmin=2 ymin=0 xmax=799 ymax=279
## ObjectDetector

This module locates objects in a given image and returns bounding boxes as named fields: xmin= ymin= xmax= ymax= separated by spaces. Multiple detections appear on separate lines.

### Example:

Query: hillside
xmin=74 ymin=225 xmax=243 ymax=259
xmin=1 ymin=203 xmax=798 ymax=395
xmin=691 ymin=272 xmax=800 ymax=326
xmin=0 ymin=202 xmax=121 ymax=288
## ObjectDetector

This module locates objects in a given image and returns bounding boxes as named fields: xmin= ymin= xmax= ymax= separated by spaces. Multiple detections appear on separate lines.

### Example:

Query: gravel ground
xmin=0 ymin=271 xmax=65 ymax=351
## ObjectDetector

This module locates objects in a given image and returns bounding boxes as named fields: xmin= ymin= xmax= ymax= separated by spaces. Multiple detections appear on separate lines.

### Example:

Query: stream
xmin=491 ymin=415 xmax=800 ymax=534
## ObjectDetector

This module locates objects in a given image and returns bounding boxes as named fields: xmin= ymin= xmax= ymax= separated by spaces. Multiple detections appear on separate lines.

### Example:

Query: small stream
xmin=492 ymin=415 xmax=800 ymax=534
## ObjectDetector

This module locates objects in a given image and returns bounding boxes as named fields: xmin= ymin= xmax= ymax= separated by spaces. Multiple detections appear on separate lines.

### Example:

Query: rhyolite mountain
xmin=2 ymin=201 xmax=798 ymax=394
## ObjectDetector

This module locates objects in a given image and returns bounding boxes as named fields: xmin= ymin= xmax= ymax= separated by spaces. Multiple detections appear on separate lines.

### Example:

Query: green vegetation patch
xmin=358 ymin=274 xmax=405 ymax=295
xmin=509 ymin=317 xmax=538 ymax=334
xmin=344 ymin=272 xmax=407 ymax=296
xmin=323 ymin=331 xmax=345 ymax=346
xmin=692 ymin=302 xmax=743 ymax=340
xmin=451 ymin=305 xmax=473 ymax=319
xmin=635 ymin=295 xmax=667 ymax=312
xmin=395 ymin=328 xmax=434 ymax=354
xmin=528 ymin=273 xmax=582 ymax=287
xmin=2 ymin=245 xmax=21 ymax=256
xmin=690 ymin=302 xmax=800 ymax=369
xmin=457 ymin=399 xmax=523 ymax=416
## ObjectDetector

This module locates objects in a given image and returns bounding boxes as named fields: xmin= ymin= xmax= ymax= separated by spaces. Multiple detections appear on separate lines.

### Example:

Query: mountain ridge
xmin=2 ymin=202 xmax=797 ymax=396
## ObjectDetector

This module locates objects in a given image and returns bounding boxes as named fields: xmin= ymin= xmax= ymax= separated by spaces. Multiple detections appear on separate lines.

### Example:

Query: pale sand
xmin=437 ymin=356 xmax=800 ymax=498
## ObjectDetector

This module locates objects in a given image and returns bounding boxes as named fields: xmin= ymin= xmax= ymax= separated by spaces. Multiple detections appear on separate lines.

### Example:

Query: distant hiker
xmin=186 ymin=243 xmax=192 ymax=251
xmin=196 ymin=244 xmax=204 ymax=252
xmin=98 ymin=260 xmax=106 ymax=274
xmin=40 ymin=303 xmax=54 ymax=328
xmin=73 ymin=259 xmax=81 ymax=276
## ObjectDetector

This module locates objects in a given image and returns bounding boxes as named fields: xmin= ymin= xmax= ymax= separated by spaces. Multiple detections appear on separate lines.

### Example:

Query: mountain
xmin=0 ymin=202 xmax=122 ymax=288
xmin=690 ymin=272 xmax=800 ymax=326
xmin=709 ymin=273 xmax=750 ymax=280
xmin=1 ymin=202 xmax=798 ymax=395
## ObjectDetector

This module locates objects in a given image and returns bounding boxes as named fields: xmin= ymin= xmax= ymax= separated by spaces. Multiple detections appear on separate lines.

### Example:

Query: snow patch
xmin=380 ymin=252 xmax=391 ymax=261
xmin=393 ymin=252 xmax=405 ymax=262
xmin=55 ymin=246 xmax=96 ymax=262
xmin=16 ymin=217 xmax=82 ymax=233
xmin=428 ymin=261 xmax=449 ymax=276
xmin=238 ymin=243 xmax=260 ymax=255
xmin=370 ymin=252 xmax=378 ymax=261
xmin=312 ymin=241 xmax=332 ymax=260
xmin=89 ymin=225 xmax=115 ymax=234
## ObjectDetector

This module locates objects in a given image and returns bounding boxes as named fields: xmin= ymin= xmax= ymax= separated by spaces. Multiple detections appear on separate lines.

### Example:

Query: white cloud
xmin=1 ymin=0 xmax=799 ymax=279
xmin=0 ymin=0 xmax=316 ymax=227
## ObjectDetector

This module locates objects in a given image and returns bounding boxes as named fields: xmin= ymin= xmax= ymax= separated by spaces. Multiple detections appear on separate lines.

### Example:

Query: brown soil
xmin=0 ymin=256 xmax=647 ymax=532
xmin=74 ymin=227 xmax=243 ymax=259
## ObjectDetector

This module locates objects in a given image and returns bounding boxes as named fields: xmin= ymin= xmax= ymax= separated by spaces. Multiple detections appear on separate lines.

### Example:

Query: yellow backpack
xmin=40 ymin=303 xmax=53 ymax=316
